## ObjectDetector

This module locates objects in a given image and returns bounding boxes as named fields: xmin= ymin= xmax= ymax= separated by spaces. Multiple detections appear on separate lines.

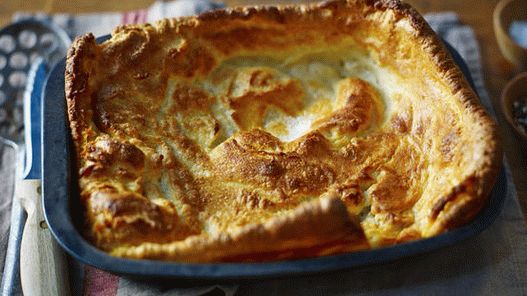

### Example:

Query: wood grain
xmin=0 ymin=0 xmax=525 ymax=216
xmin=17 ymin=179 xmax=70 ymax=296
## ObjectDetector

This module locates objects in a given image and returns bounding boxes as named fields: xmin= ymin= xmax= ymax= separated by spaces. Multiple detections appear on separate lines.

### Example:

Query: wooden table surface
xmin=1 ymin=0 xmax=525 ymax=217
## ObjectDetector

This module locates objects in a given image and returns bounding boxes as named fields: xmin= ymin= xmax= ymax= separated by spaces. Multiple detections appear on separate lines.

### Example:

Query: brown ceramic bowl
xmin=493 ymin=0 xmax=527 ymax=70
xmin=501 ymin=72 xmax=527 ymax=143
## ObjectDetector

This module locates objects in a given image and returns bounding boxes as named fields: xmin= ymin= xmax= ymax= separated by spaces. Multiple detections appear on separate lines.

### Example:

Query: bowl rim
xmin=493 ymin=0 xmax=527 ymax=70
xmin=500 ymin=72 xmax=527 ymax=140
xmin=494 ymin=0 xmax=527 ymax=50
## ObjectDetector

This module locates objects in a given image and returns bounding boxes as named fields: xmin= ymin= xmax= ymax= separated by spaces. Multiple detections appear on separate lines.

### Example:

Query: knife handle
xmin=16 ymin=179 xmax=70 ymax=296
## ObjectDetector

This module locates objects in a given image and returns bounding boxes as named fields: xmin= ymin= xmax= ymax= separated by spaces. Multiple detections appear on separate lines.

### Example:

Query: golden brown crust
xmin=112 ymin=196 xmax=368 ymax=262
xmin=65 ymin=0 xmax=501 ymax=262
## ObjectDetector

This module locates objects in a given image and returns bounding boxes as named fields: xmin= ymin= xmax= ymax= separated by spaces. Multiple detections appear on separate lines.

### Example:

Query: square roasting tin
xmin=42 ymin=37 xmax=506 ymax=280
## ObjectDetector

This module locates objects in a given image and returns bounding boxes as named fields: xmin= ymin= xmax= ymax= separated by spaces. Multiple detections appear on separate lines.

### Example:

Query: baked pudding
xmin=65 ymin=0 xmax=501 ymax=262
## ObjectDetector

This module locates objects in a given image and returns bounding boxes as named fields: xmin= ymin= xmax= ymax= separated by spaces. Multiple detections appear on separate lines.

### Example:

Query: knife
xmin=15 ymin=59 xmax=70 ymax=296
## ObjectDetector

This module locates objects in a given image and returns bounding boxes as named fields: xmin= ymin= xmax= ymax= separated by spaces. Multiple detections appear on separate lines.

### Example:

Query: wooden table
xmin=1 ymin=0 xmax=525 ymax=216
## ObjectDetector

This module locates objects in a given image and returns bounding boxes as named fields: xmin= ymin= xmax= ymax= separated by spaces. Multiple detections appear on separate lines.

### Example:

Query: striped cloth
xmin=1 ymin=2 xmax=526 ymax=295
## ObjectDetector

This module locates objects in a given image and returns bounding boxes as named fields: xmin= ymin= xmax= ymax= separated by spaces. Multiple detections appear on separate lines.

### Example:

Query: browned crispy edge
xmin=65 ymin=33 xmax=96 ymax=144
xmin=65 ymin=0 xmax=502 ymax=252
xmin=353 ymin=0 xmax=503 ymax=231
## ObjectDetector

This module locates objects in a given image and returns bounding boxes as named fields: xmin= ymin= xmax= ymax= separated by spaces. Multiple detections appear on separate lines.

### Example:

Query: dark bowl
xmin=500 ymin=72 xmax=527 ymax=144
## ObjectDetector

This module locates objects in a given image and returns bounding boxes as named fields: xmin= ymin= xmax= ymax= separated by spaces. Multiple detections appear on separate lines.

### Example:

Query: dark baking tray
xmin=42 ymin=38 xmax=507 ymax=280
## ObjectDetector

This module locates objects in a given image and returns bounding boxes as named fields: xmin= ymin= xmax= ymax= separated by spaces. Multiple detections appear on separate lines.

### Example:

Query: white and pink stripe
xmin=121 ymin=9 xmax=148 ymax=25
